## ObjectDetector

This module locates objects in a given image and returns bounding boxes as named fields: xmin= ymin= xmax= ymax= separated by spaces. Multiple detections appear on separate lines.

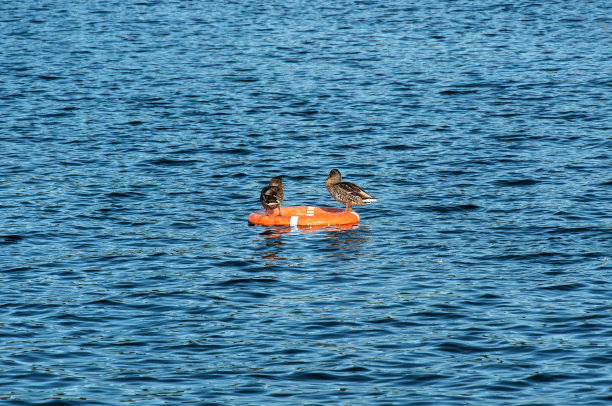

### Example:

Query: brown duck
xmin=326 ymin=169 xmax=376 ymax=212
xmin=260 ymin=176 xmax=285 ymax=215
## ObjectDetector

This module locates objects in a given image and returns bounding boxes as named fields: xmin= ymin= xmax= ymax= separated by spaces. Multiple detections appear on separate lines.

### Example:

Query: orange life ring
xmin=248 ymin=206 xmax=360 ymax=227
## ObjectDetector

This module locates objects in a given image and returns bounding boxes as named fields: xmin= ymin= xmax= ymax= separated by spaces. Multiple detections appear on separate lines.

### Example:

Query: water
xmin=1 ymin=0 xmax=612 ymax=404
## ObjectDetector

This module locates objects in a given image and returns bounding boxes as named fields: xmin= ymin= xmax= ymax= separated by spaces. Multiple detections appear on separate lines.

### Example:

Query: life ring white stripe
xmin=306 ymin=206 xmax=315 ymax=216
xmin=290 ymin=216 xmax=299 ymax=226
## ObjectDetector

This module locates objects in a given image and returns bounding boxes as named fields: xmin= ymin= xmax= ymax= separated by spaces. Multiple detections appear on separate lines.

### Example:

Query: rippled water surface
xmin=2 ymin=1 xmax=612 ymax=404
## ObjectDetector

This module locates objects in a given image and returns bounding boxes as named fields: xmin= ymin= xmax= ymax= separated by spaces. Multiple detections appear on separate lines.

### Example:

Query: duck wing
xmin=260 ymin=186 xmax=282 ymax=205
xmin=339 ymin=182 xmax=376 ymax=200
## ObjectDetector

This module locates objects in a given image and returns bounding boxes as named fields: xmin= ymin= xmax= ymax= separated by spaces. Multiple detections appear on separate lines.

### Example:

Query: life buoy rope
xmin=248 ymin=206 xmax=360 ymax=227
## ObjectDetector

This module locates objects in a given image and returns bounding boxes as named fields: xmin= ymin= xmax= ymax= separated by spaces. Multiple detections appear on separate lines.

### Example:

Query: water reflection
xmin=254 ymin=224 xmax=370 ymax=267
xmin=259 ymin=227 xmax=288 ymax=265
xmin=259 ymin=224 xmax=359 ymax=239
xmin=323 ymin=225 xmax=370 ymax=258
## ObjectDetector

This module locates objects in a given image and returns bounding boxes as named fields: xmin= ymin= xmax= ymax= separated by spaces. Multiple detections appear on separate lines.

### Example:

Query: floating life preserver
xmin=248 ymin=206 xmax=360 ymax=227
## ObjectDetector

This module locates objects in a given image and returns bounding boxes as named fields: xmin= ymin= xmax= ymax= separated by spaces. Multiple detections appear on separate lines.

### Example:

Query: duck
xmin=260 ymin=176 xmax=285 ymax=216
xmin=326 ymin=169 xmax=376 ymax=212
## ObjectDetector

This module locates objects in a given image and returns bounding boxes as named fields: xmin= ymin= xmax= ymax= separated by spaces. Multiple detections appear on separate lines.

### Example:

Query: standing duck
xmin=326 ymin=169 xmax=376 ymax=212
xmin=260 ymin=176 xmax=285 ymax=216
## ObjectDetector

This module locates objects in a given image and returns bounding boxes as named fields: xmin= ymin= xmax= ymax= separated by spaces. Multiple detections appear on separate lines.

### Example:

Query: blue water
xmin=2 ymin=1 xmax=612 ymax=404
